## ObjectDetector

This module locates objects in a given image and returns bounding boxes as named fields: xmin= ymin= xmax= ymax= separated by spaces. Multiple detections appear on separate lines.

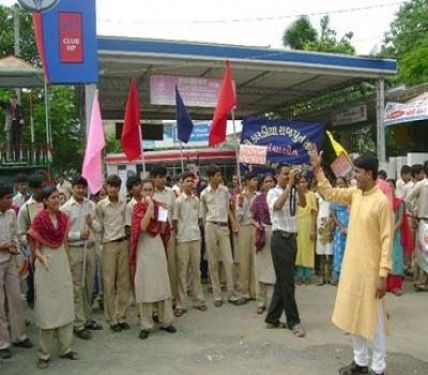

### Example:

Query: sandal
xmin=195 ymin=305 xmax=208 ymax=311
xmin=256 ymin=306 xmax=266 ymax=314
xmin=174 ymin=308 xmax=185 ymax=317
xmin=37 ymin=359 xmax=50 ymax=369
xmin=60 ymin=351 xmax=80 ymax=360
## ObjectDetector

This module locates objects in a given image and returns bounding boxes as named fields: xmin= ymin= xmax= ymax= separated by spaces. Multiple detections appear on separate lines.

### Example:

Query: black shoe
xmin=110 ymin=324 xmax=122 ymax=333
xmin=339 ymin=361 xmax=369 ymax=375
xmin=119 ymin=322 xmax=130 ymax=331
xmin=228 ymin=298 xmax=247 ymax=306
xmin=160 ymin=325 xmax=177 ymax=333
xmin=74 ymin=329 xmax=92 ymax=340
xmin=13 ymin=338 xmax=34 ymax=348
xmin=368 ymin=370 xmax=384 ymax=375
xmin=139 ymin=330 xmax=150 ymax=340
xmin=0 ymin=348 xmax=12 ymax=359
xmin=265 ymin=321 xmax=288 ymax=329
xmin=214 ymin=300 xmax=223 ymax=307
xmin=85 ymin=320 xmax=103 ymax=330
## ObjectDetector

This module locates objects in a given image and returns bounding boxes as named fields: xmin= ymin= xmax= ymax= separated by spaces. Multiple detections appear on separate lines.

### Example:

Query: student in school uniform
xmin=96 ymin=175 xmax=130 ymax=332
xmin=173 ymin=172 xmax=207 ymax=316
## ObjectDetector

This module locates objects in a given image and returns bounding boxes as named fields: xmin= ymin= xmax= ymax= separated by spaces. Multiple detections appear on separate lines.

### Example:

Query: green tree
xmin=282 ymin=15 xmax=355 ymax=55
xmin=282 ymin=16 xmax=317 ymax=50
xmin=0 ymin=5 xmax=83 ymax=173
xmin=304 ymin=16 xmax=355 ymax=55
xmin=381 ymin=0 xmax=428 ymax=85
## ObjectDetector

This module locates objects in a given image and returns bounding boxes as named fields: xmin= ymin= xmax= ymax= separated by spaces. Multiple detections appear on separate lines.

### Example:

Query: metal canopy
xmin=97 ymin=36 xmax=397 ymax=121
xmin=0 ymin=56 xmax=44 ymax=88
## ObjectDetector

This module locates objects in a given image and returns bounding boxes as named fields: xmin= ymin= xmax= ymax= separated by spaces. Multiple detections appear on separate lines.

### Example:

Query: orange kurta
xmin=316 ymin=171 xmax=393 ymax=340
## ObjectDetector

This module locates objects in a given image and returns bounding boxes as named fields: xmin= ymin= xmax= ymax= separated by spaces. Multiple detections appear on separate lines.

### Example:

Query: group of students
xmin=1 ymin=157 xmax=427 ymax=372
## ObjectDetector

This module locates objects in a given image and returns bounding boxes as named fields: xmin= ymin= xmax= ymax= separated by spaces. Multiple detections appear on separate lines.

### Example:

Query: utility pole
xmin=13 ymin=3 xmax=21 ymax=102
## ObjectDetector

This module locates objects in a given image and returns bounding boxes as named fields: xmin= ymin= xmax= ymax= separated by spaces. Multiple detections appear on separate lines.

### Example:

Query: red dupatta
xmin=27 ymin=209 xmax=69 ymax=254
xmin=393 ymin=196 xmax=413 ymax=255
xmin=129 ymin=199 xmax=170 ymax=284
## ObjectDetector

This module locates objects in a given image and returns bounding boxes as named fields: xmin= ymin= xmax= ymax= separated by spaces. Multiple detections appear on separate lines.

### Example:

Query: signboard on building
xmin=332 ymin=105 xmax=367 ymax=126
xmin=150 ymin=75 xmax=235 ymax=107
xmin=384 ymin=92 xmax=428 ymax=126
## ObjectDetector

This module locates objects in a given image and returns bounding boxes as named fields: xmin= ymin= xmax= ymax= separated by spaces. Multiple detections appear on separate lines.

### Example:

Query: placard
xmin=331 ymin=152 xmax=353 ymax=178
xmin=239 ymin=144 xmax=267 ymax=165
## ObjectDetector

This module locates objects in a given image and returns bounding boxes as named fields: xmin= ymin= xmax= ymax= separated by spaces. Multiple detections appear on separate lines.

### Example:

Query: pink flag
xmin=82 ymin=90 xmax=105 ymax=193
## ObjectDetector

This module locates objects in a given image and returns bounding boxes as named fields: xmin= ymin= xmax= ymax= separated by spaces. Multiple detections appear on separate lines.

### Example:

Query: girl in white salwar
xmin=27 ymin=187 xmax=78 ymax=369
xmin=129 ymin=179 xmax=176 ymax=340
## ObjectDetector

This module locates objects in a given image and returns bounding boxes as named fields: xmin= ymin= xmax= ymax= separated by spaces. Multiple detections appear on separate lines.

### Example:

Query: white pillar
xmin=376 ymin=80 xmax=386 ymax=163
xmin=85 ymin=84 xmax=97 ymax=138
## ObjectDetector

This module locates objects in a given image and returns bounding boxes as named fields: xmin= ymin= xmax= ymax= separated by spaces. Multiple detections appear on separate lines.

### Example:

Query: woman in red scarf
xmin=386 ymin=179 xmax=407 ymax=295
xmin=130 ymin=179 xmax=175 ymax=340
xmin=27 ymin=187 xmax=78 ymax=369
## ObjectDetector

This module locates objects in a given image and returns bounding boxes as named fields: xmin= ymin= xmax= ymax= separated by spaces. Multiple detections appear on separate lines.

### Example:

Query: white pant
xmin=352 ymin=304 xmax=386 ymax=374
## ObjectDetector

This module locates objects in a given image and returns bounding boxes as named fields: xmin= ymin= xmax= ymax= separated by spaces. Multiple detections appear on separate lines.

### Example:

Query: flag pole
xmin=231 ymin=109 xmax=242 ymax=189
xmin=179 ymin=141 xmax=185 ymax=173
xmin=138 ymin=124 xmax=146 ymax=176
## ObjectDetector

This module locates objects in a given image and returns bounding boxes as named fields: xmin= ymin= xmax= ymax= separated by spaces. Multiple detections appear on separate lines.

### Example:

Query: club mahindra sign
xmin=18 ymin=0 xmax=59 ymax=11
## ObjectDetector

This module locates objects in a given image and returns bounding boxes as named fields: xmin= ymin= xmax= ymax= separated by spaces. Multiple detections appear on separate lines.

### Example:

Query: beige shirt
xmin=405 ymin=179 xmax=428 ymax=219
xmin=61 ymin=197 xmax=101 ymax=247
xmin=56 ymin=180 xmax=73 ymax=199
xmin=154 ymin=188 xmax=176 ymax=225
xmin=235 ymin=191 xmax=258 ymax=225
xmin=200 ymin=184 xmax=230 ymax=223
xmin=125 ymin=198 xmax=138 ymax=227
xmin=0 ymin=209 xmax=18 ymax=263
xmin=17 ymin=196 xmax=44 ymax=247
xmin=96 ymin=197 xmax=126 ymax=243
xmin=173 ymin=193 xmax=201 ymax=242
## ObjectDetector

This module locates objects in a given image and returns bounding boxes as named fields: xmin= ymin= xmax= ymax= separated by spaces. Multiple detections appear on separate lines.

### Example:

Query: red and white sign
xmin=59 ymin=12 xmax=83 ymax=63
xmin=384 ymin=92 xmax=428 ymax=126
xmin=150 ymin=75 xmax=235 ymax=108
xmin=239 ymin=144 xmax=267 ymax=165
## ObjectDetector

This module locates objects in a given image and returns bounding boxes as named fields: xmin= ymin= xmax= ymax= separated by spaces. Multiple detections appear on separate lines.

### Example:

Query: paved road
xmin=1 ymin=281 xmax=427 ymax=374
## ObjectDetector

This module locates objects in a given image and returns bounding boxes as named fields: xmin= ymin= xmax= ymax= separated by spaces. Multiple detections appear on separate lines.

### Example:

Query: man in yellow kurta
xmin=310 ymin=149 xmax=393 ymax=375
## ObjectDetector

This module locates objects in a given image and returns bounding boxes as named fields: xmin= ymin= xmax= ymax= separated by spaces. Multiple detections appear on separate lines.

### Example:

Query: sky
xmin=1 ymin=0 xmax=405 ymax=55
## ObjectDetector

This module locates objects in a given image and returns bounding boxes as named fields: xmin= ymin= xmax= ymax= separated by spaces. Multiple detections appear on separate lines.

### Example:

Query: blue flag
xmin=175 ymin=86 xmax=194 ymax=143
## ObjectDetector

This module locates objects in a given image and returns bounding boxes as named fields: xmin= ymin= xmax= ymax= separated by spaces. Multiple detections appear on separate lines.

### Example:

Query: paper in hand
xmin=158 ymin=206 xmax=169 ymax=222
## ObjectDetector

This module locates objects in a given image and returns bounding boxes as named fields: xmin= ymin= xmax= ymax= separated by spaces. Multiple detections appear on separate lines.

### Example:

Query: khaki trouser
xmin=176 ymin=240 xmax=205 ymax=309
xmin=238 ymin=225 xmax=256 ymax=299
xmin=69 ymin=245 xmax=96 ymax=331
xmin=166 ymin=234 xmax=178 ymax=301
xmin=139 ymin=299 xmax=173 ymax=330
xmin=39 ymin=323 xmax=73 ymax=360
xmin=257 ymin=282 xmax=271 ymax=308
xmin=0 ymin=259 xmax=27 ymax=349
xmin=102 ymin=240 xmax=130 ymax=325
xmin=205 ymin=223 xmax=238 ymax=301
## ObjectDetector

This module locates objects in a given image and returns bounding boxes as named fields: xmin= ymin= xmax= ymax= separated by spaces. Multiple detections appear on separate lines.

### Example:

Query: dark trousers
xmin=26 ymin=264 xmax=35 ymax=306
xmin=265 ymin=231 xmax=300 ymax=328
xmin=10 ymin=121 xmax=21 ymax=159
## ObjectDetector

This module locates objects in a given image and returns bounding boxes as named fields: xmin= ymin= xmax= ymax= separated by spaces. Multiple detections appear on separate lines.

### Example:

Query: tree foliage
xmin=0 ymin=5 xmax=83 ymax=173
xmin=282 ymin=15 xmax=355 ymax=55
xmin=382 ymin=0 xmax=428 ymax=85
xmin=282 ymin=16 xmax=317 ymax=50
xmin=303 ymin=16 xmax=355 ymax=55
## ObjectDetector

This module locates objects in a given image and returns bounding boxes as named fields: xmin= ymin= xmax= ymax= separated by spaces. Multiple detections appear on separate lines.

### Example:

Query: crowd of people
xmin=0 ymin=155 xmax=427 ymax=374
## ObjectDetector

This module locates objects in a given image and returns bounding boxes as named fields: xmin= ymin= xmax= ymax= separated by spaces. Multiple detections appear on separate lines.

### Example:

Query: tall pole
xmin=376 ymin=79 xmax=386 ymax=163
xmin=13 ymin=4 xmax=21 ymax=103
xmin=179 ymin=141 xmax=185 ymax=173
xmin=231 ymin=110 xmax=242 ymax=189
xmin=138 ymin=124 xmax=146 ymax=176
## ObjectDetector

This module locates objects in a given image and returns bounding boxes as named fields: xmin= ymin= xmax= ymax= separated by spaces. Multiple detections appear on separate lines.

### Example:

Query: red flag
xmin=121 ymin=78 xmax=142 ymax=161
xmin=209 ymin=61 xmax=236 ymax=146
